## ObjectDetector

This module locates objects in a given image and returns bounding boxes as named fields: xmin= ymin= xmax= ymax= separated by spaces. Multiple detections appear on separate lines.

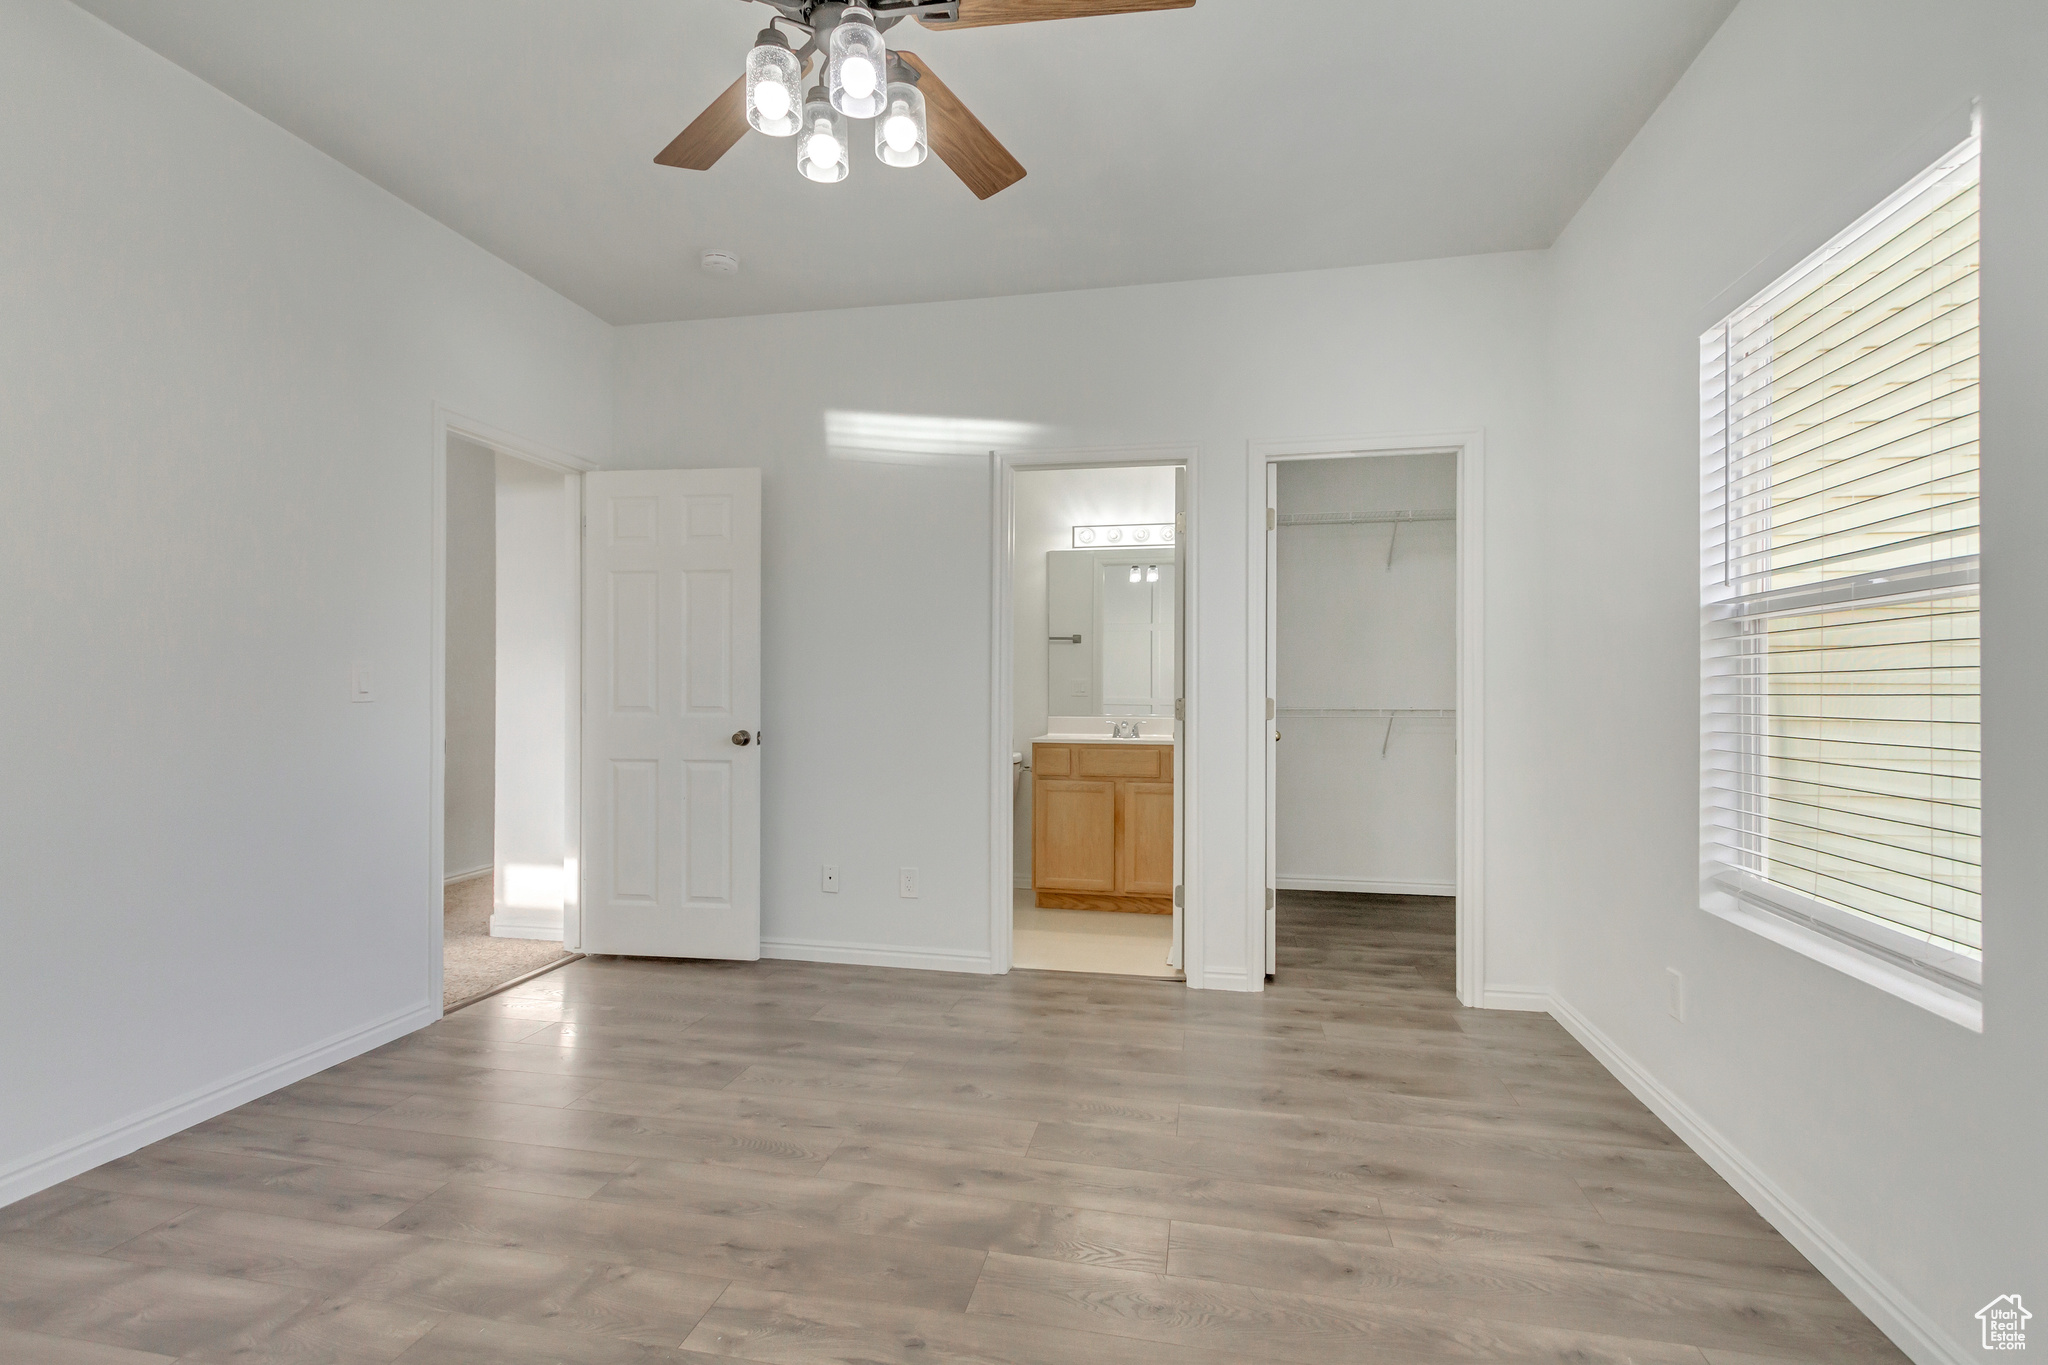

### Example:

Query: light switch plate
xmin=1666 ymin=968 xmax=1685 ymax=1022
xmin=350 ymin=662 xmax=374 ymax=703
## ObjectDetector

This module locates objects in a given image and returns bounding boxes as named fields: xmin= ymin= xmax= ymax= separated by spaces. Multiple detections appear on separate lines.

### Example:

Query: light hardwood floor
xmin=0 ymin=890 xmax=1906 ymax=1364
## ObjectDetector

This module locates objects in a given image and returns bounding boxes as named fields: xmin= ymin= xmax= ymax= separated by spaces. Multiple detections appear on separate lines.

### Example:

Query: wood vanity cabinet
xmin=1031 ymin=742 xmax=1174 ymax=913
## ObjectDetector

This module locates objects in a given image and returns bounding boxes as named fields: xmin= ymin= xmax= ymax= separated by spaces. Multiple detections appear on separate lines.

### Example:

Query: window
xmin=1700 ymin=134 xmax=1981 ymax=1027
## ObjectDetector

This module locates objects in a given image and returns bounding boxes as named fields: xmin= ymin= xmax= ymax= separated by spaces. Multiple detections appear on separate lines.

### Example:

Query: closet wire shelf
xmin=1277 ymin=509 xmax=1453 ymax=567
xmin=1275 ymin=510 xmax=1454 ymax=525
xmin=1277 ymin=707 xmax=1456 ymax=756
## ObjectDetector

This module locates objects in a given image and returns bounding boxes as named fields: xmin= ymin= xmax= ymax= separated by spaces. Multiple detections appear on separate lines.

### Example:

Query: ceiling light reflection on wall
xmin=824 ymin=410 xmax=1047 ymax=466
xmin=1073 ymin=523 xmax=1175 ymax=549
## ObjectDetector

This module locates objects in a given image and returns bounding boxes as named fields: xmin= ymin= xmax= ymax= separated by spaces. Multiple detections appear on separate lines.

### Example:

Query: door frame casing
xmin=429 ymin=404 xmax=594 ymax=1011
xmin=988 ymin=444 xmax=1202 ymax=983
xmin=1246 ymin=431 xmax=1487 ymax=1006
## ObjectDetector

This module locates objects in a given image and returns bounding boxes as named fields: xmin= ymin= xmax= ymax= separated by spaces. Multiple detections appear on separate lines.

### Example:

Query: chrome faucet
xmin=1112 ymin=720 xmax=1140 ymax=740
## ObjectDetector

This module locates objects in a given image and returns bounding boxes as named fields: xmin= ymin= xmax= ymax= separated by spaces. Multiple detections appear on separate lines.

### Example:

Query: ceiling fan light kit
xmin=827 ymin=6 xmax=890 ymax=118
xmin=658 ymin=0 xmax=1195 ymax=198
xmin=797 ymin=86 xmax=850 ymax=181
xmin=744 ymin=28 xmax=804 ymax=135
xmin=876 ymin=66 xmax=928 ymax=167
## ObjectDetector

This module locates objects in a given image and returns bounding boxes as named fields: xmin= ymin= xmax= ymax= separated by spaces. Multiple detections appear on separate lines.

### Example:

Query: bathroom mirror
xmin=1047 ymin=549 xmax=1176 ymax=717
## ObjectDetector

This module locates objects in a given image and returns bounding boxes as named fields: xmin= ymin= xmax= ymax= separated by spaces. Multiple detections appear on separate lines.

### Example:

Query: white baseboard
xmin=1276 ymin=875 xmax=1457 ymax=896
xmin=1194 ymin=967 xmax=1259 ymax=992
xmin=0 ymin=999 xmax=436 ymax=1210
xmin=1479 ymin=985 xmax=1552 ymax=1012
xmin=761 ymin=937 xmax=994 ymax=975
xmin=489 ymin=920 xmax=565 ymax=941
xmin=489 ymin=908 xmax=564 ymax=941
xmin=1546 ymin=992 xmax=1962 ymax=1365
xmin=444 ymin=864 xmax=491 ymax=886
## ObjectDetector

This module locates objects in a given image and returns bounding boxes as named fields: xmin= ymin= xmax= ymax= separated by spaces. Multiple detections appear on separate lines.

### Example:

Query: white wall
xmin=1541 ymin=0 xmax=2043 ymax=1354
xmin=444 ymin=437 xmax=496 ymax=879
xmin=1012 ymin=466 xmax=1177 ymax=880
xmin=613 ymin=251 xmax=1553 ymax=987
xmin=1275 ymin=454 xmax=1456 ymax=895
xmin=7 ymin=1 xmax=2036 ymax=1343
xmin=0 ymin=0 xmax=611 ymax=1203
xmin=491 ymin=454 xmax=574 ymax=940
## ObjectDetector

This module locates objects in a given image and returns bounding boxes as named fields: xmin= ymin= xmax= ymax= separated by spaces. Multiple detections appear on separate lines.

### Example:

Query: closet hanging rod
xmin=1276 ymin=509 xmax=1454 ymax=526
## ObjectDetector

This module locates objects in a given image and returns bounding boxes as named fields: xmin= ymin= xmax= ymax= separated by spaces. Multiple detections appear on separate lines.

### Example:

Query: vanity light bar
xmin=1072 ymin=523 xmax=1174 ymax=549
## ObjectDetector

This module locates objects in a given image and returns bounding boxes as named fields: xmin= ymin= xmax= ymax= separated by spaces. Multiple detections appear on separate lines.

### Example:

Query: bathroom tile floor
xmin=1011 ymin=889 xmax=1177 ymax=978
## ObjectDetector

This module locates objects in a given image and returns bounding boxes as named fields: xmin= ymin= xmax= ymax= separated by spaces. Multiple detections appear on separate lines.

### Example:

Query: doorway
xmin=1003 ymin=460 xmax=1186 ymax=980
xmin=1273 ymin=452 xmax=1456 ymax=988
xmin=1251 ymin=434 xmax=1486 ymax=1002
xmin=438 ymin=428 xmax=584 ymax=1009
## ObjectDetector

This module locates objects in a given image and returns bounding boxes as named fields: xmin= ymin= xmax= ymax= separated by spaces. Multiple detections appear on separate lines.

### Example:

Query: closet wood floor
xmin=1 ymin=891 xmax=1905 ymax=1365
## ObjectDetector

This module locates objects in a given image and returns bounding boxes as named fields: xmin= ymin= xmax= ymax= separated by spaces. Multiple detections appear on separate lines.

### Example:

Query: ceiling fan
xmin=655 ymin=0 xmax=1196 ymax=199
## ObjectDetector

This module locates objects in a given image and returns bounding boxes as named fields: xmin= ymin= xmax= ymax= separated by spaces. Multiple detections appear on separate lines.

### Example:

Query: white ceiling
xmin=73 ymin=0 xmax=1734 ymax=325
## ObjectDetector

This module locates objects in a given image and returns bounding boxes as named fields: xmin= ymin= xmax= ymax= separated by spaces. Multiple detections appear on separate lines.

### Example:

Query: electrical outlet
xmin=821 ymin=864 xmax=839 ymax=893
xmin=899 ymin=867 xmax=919 ymax=899
xmin=1666 ymin=968 xmax=1685 ymax=1022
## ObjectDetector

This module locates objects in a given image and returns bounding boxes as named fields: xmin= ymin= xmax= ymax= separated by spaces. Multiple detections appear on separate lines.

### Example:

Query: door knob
xmin=731 ymin=730 xmax=752 ymax=746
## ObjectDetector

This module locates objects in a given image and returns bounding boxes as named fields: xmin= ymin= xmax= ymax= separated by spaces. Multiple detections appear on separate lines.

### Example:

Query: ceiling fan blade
xmin=654 ymin=74 xmax=749 ymax=170
xmin=897 ymin=51 xmax=1026 ymax=200
xmin=918 ymin=0 xmax=1193 ymax=30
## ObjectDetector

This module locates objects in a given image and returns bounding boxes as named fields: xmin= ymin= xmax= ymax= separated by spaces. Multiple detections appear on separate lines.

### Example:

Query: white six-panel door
xmin=580 ymin=469 xmax=761 ymax=959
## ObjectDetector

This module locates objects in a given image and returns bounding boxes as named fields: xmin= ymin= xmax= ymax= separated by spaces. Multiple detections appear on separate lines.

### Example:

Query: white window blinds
xmin=1701 ymin=134 xmax=1981 ymax=1001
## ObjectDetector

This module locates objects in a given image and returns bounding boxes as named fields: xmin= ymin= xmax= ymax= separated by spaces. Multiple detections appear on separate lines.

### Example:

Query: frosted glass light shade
xmin=875 ymin=82 xmax=927 ymax=167
xmin=745 ymin=36 xmax=803 ymax=137
xmin=797 ymin=92 xmax=848 ymax=183
xmin=828 ymin=7 xmax=888 ymax=119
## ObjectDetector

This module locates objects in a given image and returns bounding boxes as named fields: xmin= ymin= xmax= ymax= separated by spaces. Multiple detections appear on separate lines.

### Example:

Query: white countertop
xmin=1030 ymin=732 xmax=1174 ymax=746
xmin=1031 ymin=716 xmax=1175 ymax=745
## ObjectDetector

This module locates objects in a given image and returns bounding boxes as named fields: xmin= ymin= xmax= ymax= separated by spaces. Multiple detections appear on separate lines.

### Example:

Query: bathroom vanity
xmin=1030 ymin=730 xmax=1174 ymax=913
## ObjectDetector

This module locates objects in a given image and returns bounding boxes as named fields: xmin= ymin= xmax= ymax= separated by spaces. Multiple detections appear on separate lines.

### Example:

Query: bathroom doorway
xmin=999 ymin=458 xmax=1188 ymax=980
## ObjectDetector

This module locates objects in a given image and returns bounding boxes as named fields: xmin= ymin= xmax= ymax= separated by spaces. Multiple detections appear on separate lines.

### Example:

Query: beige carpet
xmin=442 ymin=873 xmax=574 ymax=1009
xmin=1012 ymin=889 xmax=1179 ymax=979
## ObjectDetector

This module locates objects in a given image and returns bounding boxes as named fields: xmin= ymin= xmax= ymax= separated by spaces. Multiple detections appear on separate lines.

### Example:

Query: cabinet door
xmin=1033 ymin=779 xmax=1118 ymax=892
xmin=1077 ymin=745 xmax=1163 ymax=779
xmin=1119 ymin=780 xmax=1176 ymax=897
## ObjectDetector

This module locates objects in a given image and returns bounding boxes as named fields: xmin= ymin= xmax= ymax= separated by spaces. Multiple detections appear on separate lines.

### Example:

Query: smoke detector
xmin=700 ymin=250 xmax=740 ymax=277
